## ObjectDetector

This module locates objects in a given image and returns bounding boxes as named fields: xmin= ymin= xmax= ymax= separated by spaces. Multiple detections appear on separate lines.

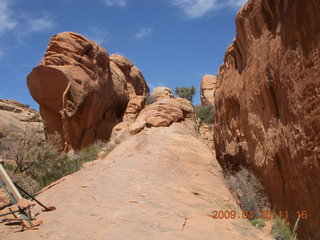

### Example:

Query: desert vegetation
xmin=2 ymin=125 xmax=111 ymax=195
xmin=195 ymin=105 xmax=214 ymax=123
xmin=225 ymin=167 xmax=297 ymax=239
xmin=175 ymin=86 xmax=196 ymax=102
xmin=225 ymin=167 xmax=270 ymax=218
xmin=18 ymin=103 xmax=30 ymax=108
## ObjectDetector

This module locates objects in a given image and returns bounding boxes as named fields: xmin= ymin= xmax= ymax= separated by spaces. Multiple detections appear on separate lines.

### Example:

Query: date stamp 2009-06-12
xmin=211 ymin=210 xmax=308 ymax=220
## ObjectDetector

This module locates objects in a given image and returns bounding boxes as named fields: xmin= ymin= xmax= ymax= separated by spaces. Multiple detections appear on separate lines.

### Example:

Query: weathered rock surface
xmin=152 ymin=87 xmax=174 ymax=99
xmin=27 ymin=32 xmax=149 ymax=150
xmin=129 ymin=98 xmax=194 ymax=134
xmin=122 ymin=96 xmax=145 ymax=123
xmin=0 ymin=120 xmax=273 ymax=240
xmin=0 ymin=99 xmax=43 ymax=162
xmin=214 ymin=0 xmax=320 ymax=239
xmin=198 ymin=122 xmax=214 ymax=148
xmin=200 ymin=74 xmax=216 ymax=106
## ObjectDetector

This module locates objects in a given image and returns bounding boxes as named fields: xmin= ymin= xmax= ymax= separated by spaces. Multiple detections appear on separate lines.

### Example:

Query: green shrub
xmin=175 ymin=86 xmax=196 ymax=102
xmin=28 ymin=114 xmax=42 ymax=122
xmin=20 ymin=103 xmax=30 ymax=108
xmin=271 ymin=217 xmax=293 ymax=240
xmin=3 ymin=163 xmax=15 ymax=172
xmin=251 ymin=218 xmax=266 ymax=229
xmin=195 ymin=105 xmax=214 ymax=123
xmin=34 ymin=144 xmax=99 ymax=188
xmin=8 ymin=125 xmax=103 ymax=193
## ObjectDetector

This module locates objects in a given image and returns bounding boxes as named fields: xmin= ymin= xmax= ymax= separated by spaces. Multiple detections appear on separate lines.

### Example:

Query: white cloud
xmin=28 ymin=17 xmax=54 ymax=33
xmin=0 ymin=0 xmax=54 ymax=36
xmin=227 ymin=0 xmax=247 ymax=7
xmin=171 ymin=0 xmax=247 ymax=19
xmin=104 ymin=0 xmax=127 ymax=7
xmin=0 ymin=0 xmax=17 ymax=35
xmin=171 ymin=0 xmax=217 ymax=19
xmin=134 ymin=27 xmax=153 ymax=40
xmin=85 ymin=26 xmax=109 ymax=45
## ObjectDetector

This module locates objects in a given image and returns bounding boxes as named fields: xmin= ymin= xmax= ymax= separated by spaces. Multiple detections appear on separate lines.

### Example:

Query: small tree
xmin=175 ymin=86 xmax=196 ymax=102
xmin=195 ymin=105 xmax=214 ymax=123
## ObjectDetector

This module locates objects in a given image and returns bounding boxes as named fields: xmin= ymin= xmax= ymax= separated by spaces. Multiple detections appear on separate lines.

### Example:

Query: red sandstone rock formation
xmin=152 ymin=86 xmax=174 ymax=99
xmin=27 ymin=32 xmax=149 ymax=150
xmin=200 ymin=74 xmax=216 ymax=106
xmin=129 ymin=97 xmax=194 ymax=134
xmin=214 ymin=1 xmax=320 ymax=239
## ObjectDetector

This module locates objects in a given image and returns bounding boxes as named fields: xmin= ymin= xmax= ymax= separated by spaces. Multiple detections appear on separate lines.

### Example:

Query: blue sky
xmin=0 ymin=0 xmax=246 ymax=109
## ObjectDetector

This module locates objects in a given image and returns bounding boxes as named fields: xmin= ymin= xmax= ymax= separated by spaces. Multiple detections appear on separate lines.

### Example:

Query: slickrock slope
xmin=200 ymin=74 xmax=216 ymax=106
xmin=0 ymin=120 xmax=272 ymax=240
xmin=27 ymin=32 xmax=149 ymax=150
xmin=214 ymin=0 xmax=320 ymax=238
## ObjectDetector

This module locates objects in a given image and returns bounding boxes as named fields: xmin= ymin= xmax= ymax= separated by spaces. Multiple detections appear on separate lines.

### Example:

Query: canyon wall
xmin=214 ymin=0 xmax=320 ymax=239
xmin=27 ymin=32 xmax=149 ymax=150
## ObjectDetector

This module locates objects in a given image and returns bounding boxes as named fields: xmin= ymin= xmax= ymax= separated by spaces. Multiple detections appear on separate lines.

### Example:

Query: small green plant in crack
xmin=251 ymin=218 xmax=265 ymax=229
xmin=271 ymin=216 xmax=294 ymax=240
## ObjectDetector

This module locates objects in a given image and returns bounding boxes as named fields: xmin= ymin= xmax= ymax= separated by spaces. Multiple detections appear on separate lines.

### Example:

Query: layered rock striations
xmin=200 ymin=74 xmax=216 ymax=106
xmin=214 ymin=0 xmax=320 ymax=239
xmin=27 ymin=32 xmax=149 ymax=150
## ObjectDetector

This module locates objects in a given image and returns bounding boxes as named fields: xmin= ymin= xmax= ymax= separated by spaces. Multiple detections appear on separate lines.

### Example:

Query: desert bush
xmin=195 ymin=105 xmax=214 ymax=123
xmin=251 ymin=218 xmax=266 ymax=229
xmin=34 ymin=144 xmax=99 ymax=188
xmin=271 ymin=216 xmax=293 ymax=240
xmin=7 ymin=125 xmax=102 ymax=193
xmin=175 ymin=86 xmax=196 ymax=102
xmin=225 ymin=167 xmax=270 ymax=219
xmin=28 ymin=114 xmax=42 ymax=122
xmin=14 ymin=128 xmax=62 ymax=174
xmin=145 ymin=94 xmax=157 ymax=105
xmin=19 ymin=103 xmax=30 ymax=108
xmin=6 ymin=170 xmax=40 ymax=197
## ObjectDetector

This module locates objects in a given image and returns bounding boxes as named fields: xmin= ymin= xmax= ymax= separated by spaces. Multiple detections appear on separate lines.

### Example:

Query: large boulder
xmin=200 ymin=74 xmax=216 ymax=106
xmin=152 ymin=87 xmax=174 ymax=99
xmin=214 ymin=1 xmax=320 ymax=239
xmin=27 ymin=32 xmax=149 ymax=150
xmin=129 ymin=98 xmax=194 ymax=135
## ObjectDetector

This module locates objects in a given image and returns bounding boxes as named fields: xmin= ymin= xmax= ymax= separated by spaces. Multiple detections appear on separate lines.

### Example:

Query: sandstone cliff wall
xmin=214 ymin=0 xmax=320 ymax=239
